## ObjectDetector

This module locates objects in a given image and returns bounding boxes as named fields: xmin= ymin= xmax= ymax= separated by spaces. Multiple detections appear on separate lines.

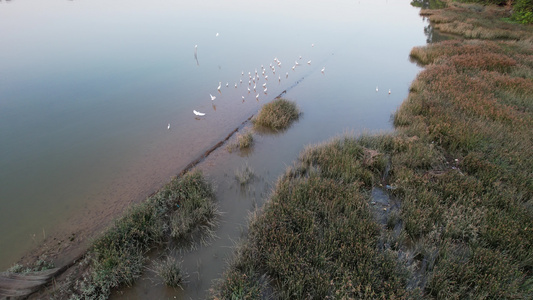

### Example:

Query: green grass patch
xmin=7 ymin=256 xmax=55 ymax=274
xmin=252 ymin=98 xmax=300 ymax=131
xmin=65 ymin=170 xmax=218 ymax=299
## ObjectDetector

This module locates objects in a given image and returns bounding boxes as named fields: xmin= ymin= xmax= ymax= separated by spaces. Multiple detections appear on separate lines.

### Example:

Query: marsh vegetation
xmin=212 ymin=1 xmax=533 ymax=298
xmin=7 ymin=1 xmax=531 ymax=299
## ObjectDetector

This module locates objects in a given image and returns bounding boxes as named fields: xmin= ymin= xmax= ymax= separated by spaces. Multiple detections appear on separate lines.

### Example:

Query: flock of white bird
xmin=167 ymin=32 xmax=390 ymax=130
xmin=179 ymin=32 xmax=324 ymax=126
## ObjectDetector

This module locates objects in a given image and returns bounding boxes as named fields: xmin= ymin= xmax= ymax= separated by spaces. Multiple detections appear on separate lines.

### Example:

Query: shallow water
xmin=0 ymin=0 xmax=427 ymax=291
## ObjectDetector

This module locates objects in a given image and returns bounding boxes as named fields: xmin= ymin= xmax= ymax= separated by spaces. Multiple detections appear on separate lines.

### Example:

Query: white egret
xmin=216 ymin=32 xmax=219 ymax=37
xmin=307 ymin=60 xmax=311 ymax=65
xmin=235 ymin=83 xmax=238 ymax=88
xmin=389 ymin=89 xmax=391 ymax=94
xmin=262 ymin=83 xmax=267 ymax=88
xmin=265 ymin=75 xmax=268 ymax=80
xmin=193 ymin=110 xmax=205 ymax=116
xmin=256 ymin=94 xmax=259 ymax=100
xmin=286 ymin=72 xmax=289 ymax=78
xmin=376 ymin=86 xmax=379 ymax=92
xmin=299 ymin=55 xmax=302 ymax=60
xmin=226 ymin=82 xmax=229 ymax=87
xmin=295 ymin=61 xmax=300 ymax=66
xmin=278 ymin=75 xmax=281 ymax=82
xmin=242 ymin=96 xmax=245 ymax=101
xmin=210 ymin=94 xmax=216 ymax=101
xmin=240 ymin=79 xmax=242 ymax=84
xmin=311 ymin=43 xmax=314 ymax=47
xmin=247 ymin=87 xmax=251 ymax=93
xmin=241 ymin=71 xmax=244 ymax=76
xmin=167 ymin=123 xmax=171 ymax=130
xmin=321 ymin=67 xmax=325 ymax=73
xmin=264 ymin=87 xmax=267 ymax=93
xmin=217 ymin=82 xmax=221 ymax=91
xmin=292 ymin=65 xmax=296 ymax=71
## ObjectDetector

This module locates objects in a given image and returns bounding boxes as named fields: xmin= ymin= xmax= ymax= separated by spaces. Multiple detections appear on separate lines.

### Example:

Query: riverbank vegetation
xmin=420 ymin=1 xmax=533 ymax=39
xmin=414 ymin=0 xmax=533 ymax=24
xmin=212 ymin=1 xmax=532 ymax=298
xmin=45 ymin=170 xmax=218 ymax=299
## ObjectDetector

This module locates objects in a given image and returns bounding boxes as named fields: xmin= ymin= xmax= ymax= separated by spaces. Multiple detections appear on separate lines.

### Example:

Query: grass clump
xmin=65 ymin=170 xmax=218 ymax=299
xmin=252 ymin=98 xmax=300 ymax=131
xmin=236 ymin=131 xmax=254 ymax=149
xmin=7 ymin=256 xmax=55 ymax=274
xmin=235 ymin=163 xmax=255 ymax=186
xmin=227 ymin=130 xmax=254 ymax=153
xmin=154 ymin=256 xmax=185 ymax=288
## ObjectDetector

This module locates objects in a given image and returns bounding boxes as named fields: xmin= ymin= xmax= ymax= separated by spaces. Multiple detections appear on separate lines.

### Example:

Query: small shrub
xmin=7 ymin=263 xmax=25 ymax=273
xmin=237 ymin=131 xmax=254 ymax=149
xmin=512 ymin=0 xmax=533 ymax=24
xmin=253 ymin=98 xmax=300 ymax=131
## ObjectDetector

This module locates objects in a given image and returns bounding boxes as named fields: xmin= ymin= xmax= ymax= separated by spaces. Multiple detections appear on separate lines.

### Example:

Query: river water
xmin=0 ymin=0 xmax=428 ymax=296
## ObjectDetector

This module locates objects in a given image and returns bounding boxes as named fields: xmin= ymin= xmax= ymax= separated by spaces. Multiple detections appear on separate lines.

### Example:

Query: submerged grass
xmin=235 ymin=163 xmax=255 ymax=186
xmin=236 ymin=131 xmax=254 ymax=149
xmin=212 ymin=2 xmax=533 ymax=298
xmin=154 ymin=256 xmax=185 ymax=289
xmin=227 ymin=130 xmax=254 ymax=153
xmin=63 ymin=170 xmax=218 ymax=299
xmin=252 ymin=98 xmax=300 ymax=131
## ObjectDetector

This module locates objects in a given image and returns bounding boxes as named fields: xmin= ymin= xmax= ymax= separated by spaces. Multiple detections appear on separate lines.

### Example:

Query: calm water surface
xmin=0 ymin=0 xmax=428 ymax=295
